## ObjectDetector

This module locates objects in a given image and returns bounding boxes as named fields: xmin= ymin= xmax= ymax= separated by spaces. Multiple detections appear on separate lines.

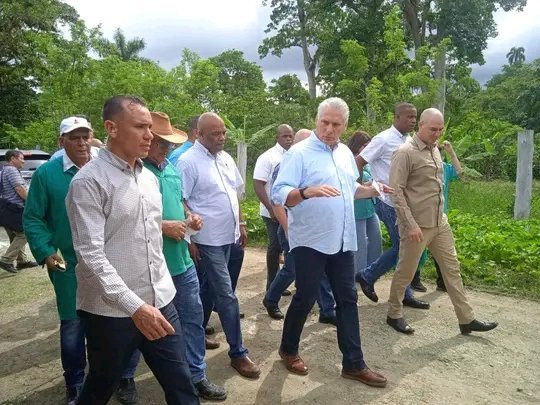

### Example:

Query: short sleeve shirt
xmin=0 ymin=165 xmax=25 ymax=207
xmin=253 ymin=143 xmax=286 ymax=217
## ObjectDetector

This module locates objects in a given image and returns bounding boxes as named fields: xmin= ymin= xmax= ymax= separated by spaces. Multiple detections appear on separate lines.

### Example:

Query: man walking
xmin=253 ymin=124 xmax=294 ymax=290
xmin=386 ymin=108 xmax=498 ymax=335
xmin=66 ymin=95 xmax=199 ymax=404
xmin=178 ymin=112 xmax=260 ymax=379
xmin=24 ymin=116 xmax=140 ymax=405
xmin=355 ymin=103 xmax=429 ymax=310
xmin=272 ymin=98 xmax=387 ymax=387
xmin=143 ymin=111 xmax=227 ymax=400
xmin=0 ymin=150 xmax=37 ymax=273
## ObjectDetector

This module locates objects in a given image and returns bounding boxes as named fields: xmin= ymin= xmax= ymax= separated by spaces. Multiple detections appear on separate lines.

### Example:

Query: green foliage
xmin=268 ymin=74 xmax=310 ymax=105
xmin=506 ymin=46 xmax=526 ymax=65
xmin=96 ymin=28 xmax=146 ymax=61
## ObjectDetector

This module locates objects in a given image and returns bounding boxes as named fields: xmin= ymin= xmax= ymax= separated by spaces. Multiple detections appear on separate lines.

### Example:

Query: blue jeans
xmin=354 ymin=215 xmax=382 ymax=276
xmin=228 ymin=242 xmax=244 ymax=292
xmin=361 ymin=200 xmax=414 ymax=299
xmin=78 ymin=303 xmax=199 ymax=405
xmin=281 ymin=247 xmax=366 ymax=371
xmin=172 ymin=266 xmax=206 ymax=383
xmin=265 ymin=226 xmax=335 ymax=316
xmin=197 ymin=243 xmax=248 ymax=359
xmin=60 ymin=320 xmax=141 ymax=389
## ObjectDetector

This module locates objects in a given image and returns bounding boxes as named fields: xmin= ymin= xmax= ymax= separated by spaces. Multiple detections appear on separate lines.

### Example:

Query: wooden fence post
xmin=514 ymin=130 xmax=534 ymax=220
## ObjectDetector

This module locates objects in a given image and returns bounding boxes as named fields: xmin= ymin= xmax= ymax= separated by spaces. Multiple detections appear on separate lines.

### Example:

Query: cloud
xmin=66 ymin=0 xmax=539 ymax=86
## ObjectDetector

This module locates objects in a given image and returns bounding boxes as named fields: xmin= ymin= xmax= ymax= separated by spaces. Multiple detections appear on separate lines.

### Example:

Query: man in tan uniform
xmin=387 ymin=108 xmax=498 ymax=335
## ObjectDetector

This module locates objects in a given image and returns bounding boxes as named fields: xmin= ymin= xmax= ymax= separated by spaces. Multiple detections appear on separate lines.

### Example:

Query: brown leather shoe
xmin=230 ymin=356 xmax=261 ymax=379
xmin=205 ymin=336 xmax=220 ymax=350
xmin=278 ymin=349 xmax=308 ymax=376
xmin=341 ymin=367 xmax=387 ymax=388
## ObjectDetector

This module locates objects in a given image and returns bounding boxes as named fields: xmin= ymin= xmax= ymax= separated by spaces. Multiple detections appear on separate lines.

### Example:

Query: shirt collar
xmin=308 ymin=131 xmax=340 ymax=151
xmin=274 ymin=143 xmax=286 ymax=154
xmin=390 ymin=125 xmax=408 ymax=139
xmin=98 ymin=147 xmax=143 ymax=174
xmin=193 ymin=140 xmax=220 ymax=159
xmin=413 ymin=134 xmax=432 ymax=151
xmin=143 ymin=157 xmax=170 ymax=171
xmin=62 ymin=152 xmax=90 ymax=172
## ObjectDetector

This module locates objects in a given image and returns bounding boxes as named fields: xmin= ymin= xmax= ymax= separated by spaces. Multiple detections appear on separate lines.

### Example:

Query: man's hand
xmin=162 ymin=221 xmax=187 ymax=241
xmin=132 ymin=303 xmax=175 ymax=341
xmin=408 ymin=227 xmax=424 ymax=243
xmin=441 ymin=140 xmax=454 ymax=153
xmin=187 ymin=214 xmax=203 ymax=231
xmin=45 ymin=253 xmax=64 ymax=269
xmin=304 ymin=185 xmax=341 ymax=198
xmin=188 ymin=242 xmax=201 ymax=265
xmin=380 ymin=183 xmax=394 ymax=194
xmin=239 ymin=224 xmax=248 ymax=248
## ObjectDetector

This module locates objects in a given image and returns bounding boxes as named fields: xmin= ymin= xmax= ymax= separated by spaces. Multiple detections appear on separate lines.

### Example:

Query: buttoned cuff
xmin=118 ymin=291 xmax=146 ymax=316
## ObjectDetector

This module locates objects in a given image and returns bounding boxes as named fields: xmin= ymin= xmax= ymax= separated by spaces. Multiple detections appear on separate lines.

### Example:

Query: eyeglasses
xmin=158 ymin=139 xmax=176 ymax=150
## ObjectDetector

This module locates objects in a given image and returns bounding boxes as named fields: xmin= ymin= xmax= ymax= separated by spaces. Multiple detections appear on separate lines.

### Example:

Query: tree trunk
xmin=297 ymin=0 xmax=316 ymax=98
xmin=236 ymin=141 xmax=247 ymax=200
xmin=433 ymin=50 xmax=447 ymax=114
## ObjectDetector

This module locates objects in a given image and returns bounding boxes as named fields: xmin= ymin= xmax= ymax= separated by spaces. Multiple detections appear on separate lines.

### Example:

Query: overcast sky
xmin=65 ymin=0 xmax=540 ymax=85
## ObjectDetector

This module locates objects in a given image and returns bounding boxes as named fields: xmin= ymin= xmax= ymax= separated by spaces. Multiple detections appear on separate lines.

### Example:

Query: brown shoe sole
xmin=341 ymin=371 xmax=387 ymax=388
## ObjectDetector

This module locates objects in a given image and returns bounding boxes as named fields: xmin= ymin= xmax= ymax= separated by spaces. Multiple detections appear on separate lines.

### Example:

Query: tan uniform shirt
xmin=389 ymin=135 xmax=444 ymax=233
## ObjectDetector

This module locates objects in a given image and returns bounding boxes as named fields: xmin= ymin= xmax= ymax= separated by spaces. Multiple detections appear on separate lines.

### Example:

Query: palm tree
xmin=98 ymin=28 xmax=146 ymax=61
xmin=506 ymin=46 xmax=525 ymax=66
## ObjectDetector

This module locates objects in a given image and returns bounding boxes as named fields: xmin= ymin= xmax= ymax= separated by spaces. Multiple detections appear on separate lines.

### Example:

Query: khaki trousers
xmin=1 ymin=227 xmax=28 ymax=264
xmin=388 ymin=216 xmax=474 ymax=324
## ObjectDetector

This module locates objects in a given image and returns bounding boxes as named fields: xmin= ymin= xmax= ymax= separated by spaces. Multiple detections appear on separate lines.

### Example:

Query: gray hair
xmin=317 ymin=97 xmax=350 ymax=123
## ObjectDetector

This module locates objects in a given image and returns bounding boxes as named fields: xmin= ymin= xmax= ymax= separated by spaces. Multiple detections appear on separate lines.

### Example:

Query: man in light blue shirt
xmin=272 ymin=97 xmax=387 ymax=388
xmin=169 ymin=115 xmax=199 ymax=166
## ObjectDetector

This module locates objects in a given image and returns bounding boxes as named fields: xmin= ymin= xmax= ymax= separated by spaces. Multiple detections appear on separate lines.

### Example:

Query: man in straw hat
xmin=66 ymin=96 xmax=199 ymax=404
xmin=142 ymin=111 xmax=227 ymax=401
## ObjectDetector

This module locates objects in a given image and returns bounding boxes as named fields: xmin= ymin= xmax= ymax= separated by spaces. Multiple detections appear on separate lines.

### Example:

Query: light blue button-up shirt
xmin=272 ymin=132 xmax=360 ymax=254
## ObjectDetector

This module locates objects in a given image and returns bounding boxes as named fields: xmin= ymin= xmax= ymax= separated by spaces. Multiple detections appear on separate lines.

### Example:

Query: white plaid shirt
xmin=66 ymin=148 xmax=175 ymax=317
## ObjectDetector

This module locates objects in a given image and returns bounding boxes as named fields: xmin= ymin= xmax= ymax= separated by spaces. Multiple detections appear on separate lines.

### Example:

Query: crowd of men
xmin=0 ymin=95 xmax=499 ymax=405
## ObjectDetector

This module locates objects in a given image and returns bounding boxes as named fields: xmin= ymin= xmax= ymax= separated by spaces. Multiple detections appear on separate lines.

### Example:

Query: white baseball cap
xmin=59 ymin=116 xmax=92 ymax=135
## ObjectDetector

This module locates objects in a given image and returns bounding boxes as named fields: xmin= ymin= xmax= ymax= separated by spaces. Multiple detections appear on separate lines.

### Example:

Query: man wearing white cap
xmin=51 ymin=115 xmax=101 ymax=160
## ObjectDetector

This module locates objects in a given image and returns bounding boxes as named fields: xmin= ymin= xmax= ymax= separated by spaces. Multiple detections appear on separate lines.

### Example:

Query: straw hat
xmin=150 ymin=112 xmax=187 ymax=144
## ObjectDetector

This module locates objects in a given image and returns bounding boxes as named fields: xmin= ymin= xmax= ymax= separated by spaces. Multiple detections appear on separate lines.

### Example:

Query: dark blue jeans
xmin=77 ymin=303 xmax=199 ymax=405
xmin=60 ymin=319 xmax=141 ymax=389
xmin=197 ymin=243 xmax=248 ymax=359
xmin=361 ymin=200 xmax=414 ymax=299
xmin=265 ymin=226 xmax=335 ymax=315
xmin=280 ymin=247 xmax=366 ymax=371
xmin=262 ymin=216 xmax=281 ymax=290
xmin=172 ymin=266 xmax=206 ymax=383
xmin=228 ymin=242 xmax=244 ymax=292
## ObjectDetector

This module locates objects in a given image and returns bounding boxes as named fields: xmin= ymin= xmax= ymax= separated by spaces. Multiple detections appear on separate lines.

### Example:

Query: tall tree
xmin=399 ymin=0 xmax=528 ymax=113
xmin=506 ymin=46 xmax=526 ymax=65
xmin=97 ymin=28 xmax=146 ymax=61
xmin=268 ymin=74 xmax=310 ymax=104
xmin=259 ymin=0 xmax=321 ymax=98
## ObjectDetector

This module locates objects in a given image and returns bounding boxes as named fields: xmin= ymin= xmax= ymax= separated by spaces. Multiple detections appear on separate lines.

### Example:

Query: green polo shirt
xmin=23 ymin=157 xmax=79 ymax=320
xmin=354 ymin=165 xmax=376 ymax=220
xmin=143 ymin=160 xmax=194 ymax=276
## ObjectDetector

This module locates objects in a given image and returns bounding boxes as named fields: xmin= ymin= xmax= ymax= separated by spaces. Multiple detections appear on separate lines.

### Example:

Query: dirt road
xmin=0 ymin=246 xmax=538 ymax=404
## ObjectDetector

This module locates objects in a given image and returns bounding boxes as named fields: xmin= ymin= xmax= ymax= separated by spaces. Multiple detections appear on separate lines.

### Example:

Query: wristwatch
xmin=299 ymin=187 xmax=309 ymax=200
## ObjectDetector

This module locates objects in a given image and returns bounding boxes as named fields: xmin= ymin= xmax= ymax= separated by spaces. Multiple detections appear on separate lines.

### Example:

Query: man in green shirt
xmin=23 ymin=116 xmax=140 ymax=405
xmin=143 ymin=111 xmax=227 ymax=401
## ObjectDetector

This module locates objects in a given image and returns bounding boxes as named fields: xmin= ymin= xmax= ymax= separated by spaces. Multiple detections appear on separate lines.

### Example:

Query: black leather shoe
xmin=318 ymin=313 xmax=337 ymax=326
xmin=411 ymin=280 xmax=427 ymax=292
xmin=115 ymin=378 xmax=138 ymax=404
xmin=66 ymin=386 xmax=81 ymax=405
xmin=239 ymin=312 xmax=245 ymax=319
xmin=16 ymin=261 xmax=38 ymax=270
xmin=436 ymin=280 xmax=447 ymax=292
xmin=459 ymin=319 xmax=498 ymax=335
xmin=0 ymin=261 xmax=17 ymax=273
xmin=281 ymin=290 xmax=292 ymax=296
xmin=263 ymin=299 xmax=284 ymax=320
xmin=356 ymin=274 xmax=378 ymax=302
xmin=386 ymin=316 xmax=414 ymax=334
xmin=403 ymin=297 xmax=430 ymax=309
xmin=195 ymin=378 xmax=227 ymax=401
